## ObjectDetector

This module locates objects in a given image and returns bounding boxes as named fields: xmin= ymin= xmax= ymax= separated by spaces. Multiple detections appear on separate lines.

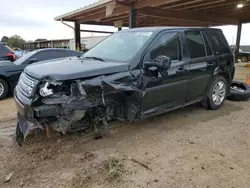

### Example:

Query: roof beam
xmin=187 ymin=1 xmax=237 ymax=12
xmin=80 ymin=29 xmax=113 ymax=34
xmin=137 ymin=6 xmax=238 ymax=25
xmin=176 ymin=0 xmax=227 ymax=11
xmin=76 ymin=6 xmax=129 ymax=23
xmin=133 ymin=0 xmax=183 ymax=9
xmin=115 ymin=0 xmax=130 ymax=7
xmin=160 ymin=0 xmax=206 ymax=9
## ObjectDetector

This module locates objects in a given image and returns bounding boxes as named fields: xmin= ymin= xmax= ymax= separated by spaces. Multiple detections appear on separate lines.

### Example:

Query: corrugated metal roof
xmin=54 ymin=0 xmax=113 ymax=21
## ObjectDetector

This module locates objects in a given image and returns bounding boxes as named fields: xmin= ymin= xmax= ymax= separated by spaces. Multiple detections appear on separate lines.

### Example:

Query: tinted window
xmin=36 ymin=50 xmax=69 ymax=61
xmin=71 ymin=51 xmax=83 ymax=56
xmin=207 ymin=31 xmax=230 ymax=55
xmin=14 ymin=51 xmax=36 ymax=65
xmin=145 ymin=32 xmax=182 ymax=61
xmin=0 ymin=43 xmax=13 ymax=56
xmin=203 ymin=33 xmax=213 ymax=56
xmin=185 ymin=31 xmax=206 ymax=58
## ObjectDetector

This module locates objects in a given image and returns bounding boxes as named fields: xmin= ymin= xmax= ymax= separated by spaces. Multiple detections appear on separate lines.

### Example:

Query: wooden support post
xmin=129 ymin=7 xmax=137 ymax=28
xmin=235 ymin=22 xmax=242 ymax=62
xmin=74 ymin=22 xmax=81 ymax=51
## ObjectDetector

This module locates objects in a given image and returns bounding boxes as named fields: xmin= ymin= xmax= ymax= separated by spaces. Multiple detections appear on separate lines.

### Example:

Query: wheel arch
xmin=217 ymin=70 xmax=231 ymax=93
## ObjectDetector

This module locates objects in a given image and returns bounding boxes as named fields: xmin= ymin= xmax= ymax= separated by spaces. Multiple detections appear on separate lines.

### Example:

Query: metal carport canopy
xmin=55 ymin=0 xmax=250 ymax=27
xmin=54 ymin=0 xmax=250 ymax=57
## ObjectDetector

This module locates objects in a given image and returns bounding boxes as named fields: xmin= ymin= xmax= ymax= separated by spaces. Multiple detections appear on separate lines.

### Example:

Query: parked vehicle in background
xmin=13 ymin=48 xmax=24 ymax=58
xmin=14 ymin=27 xmax=235 ymax=145
xmin=0 ymin=42 xmax=16 ymax=62
xmin=0 ymin=48 xmax=83 ymax=99
xmin=231 ymin=47 xmax=250 ymax=62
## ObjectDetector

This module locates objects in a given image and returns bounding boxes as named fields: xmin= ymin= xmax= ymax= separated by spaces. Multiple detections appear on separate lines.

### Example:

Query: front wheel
xmin=0 ymin=78 xmax=8 ymax=100
xmin=204 ymin=76 xmax=227 ymax=110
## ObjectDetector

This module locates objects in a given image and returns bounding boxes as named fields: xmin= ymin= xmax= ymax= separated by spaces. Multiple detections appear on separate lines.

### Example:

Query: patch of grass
xmin=102 ymin=156 xmax=125 ymax=182
xmin=71 ymin=169 xmax=91 ymax=188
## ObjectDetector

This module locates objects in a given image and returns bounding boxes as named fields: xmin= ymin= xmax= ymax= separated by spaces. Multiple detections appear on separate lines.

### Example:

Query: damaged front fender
xmin=15 ymin=69 xmax=147 ymax=145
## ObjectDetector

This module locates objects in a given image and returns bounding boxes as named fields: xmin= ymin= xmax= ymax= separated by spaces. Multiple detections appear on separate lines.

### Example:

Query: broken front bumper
xmin=14 ymin=90 xmax=39 ymax=146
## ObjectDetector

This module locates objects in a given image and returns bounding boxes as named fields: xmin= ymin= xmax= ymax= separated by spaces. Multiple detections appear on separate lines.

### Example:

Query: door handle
xmin=207 ymin=62 xmax=214 ymax=67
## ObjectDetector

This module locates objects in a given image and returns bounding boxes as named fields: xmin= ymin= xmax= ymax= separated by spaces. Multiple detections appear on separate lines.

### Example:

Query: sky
xmin=0 ymin=0 xmax=250 ymax=45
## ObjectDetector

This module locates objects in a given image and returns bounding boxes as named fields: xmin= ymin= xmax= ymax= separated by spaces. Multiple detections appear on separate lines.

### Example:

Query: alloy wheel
xmin=212 ymin=81 xmax=226 ymax=106
xmin=0 ymin=83 xmax=4 ymax=96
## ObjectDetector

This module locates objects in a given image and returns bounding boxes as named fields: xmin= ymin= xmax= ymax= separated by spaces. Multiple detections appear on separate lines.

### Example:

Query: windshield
xmin=14 ymin=51 xmax=36 ymax=65
xmin=83 ymin=31 xmax=153 ymax=62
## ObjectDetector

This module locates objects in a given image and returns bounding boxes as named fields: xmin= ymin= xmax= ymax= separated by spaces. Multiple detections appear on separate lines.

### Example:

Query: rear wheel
xmin=241 ymin=56 xmax=248 ymax=62
xmin=204 ymin=76 xmax=227 ymax=110
xmin=0 ymin=78 xmax=8 ymax=100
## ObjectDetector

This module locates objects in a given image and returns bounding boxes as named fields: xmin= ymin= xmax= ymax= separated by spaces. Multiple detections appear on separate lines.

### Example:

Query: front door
xmin=141 ymin=31 xmax=189 ymax=117
xmin=184 ymin=30 xmax=218 ymax=102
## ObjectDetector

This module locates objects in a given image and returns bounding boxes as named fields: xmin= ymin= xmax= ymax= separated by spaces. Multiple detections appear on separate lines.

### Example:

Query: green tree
xmin=1 ymin=36 xmax=9 ymax=42
xmin=7 ymin=35 xmax=25 ymax=48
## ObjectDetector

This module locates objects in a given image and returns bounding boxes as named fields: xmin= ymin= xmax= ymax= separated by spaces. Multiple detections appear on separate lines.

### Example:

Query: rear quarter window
xmin=0 ymin=43 xmax=13 ymax=56
xmin=207 ymin=31 xmax=230 ymax=55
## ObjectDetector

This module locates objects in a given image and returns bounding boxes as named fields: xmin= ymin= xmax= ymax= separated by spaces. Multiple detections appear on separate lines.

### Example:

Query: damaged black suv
xmin=14 ymin=27 xmax=234 ymax=145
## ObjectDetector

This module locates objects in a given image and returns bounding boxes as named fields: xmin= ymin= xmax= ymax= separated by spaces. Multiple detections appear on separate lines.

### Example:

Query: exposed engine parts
xmin=39 ymin=82 xmax=53 ymax=97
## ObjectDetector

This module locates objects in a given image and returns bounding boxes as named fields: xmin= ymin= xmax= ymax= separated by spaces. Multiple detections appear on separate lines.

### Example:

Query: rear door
xmin=205 ymin=31 xmax=234 ymax=77
xmin=185 ymin=30 xmax=218 ymax=102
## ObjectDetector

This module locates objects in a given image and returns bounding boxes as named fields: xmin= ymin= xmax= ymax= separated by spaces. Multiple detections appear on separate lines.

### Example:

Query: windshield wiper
xmin=84 ymin=56 xmax=105 ymax=62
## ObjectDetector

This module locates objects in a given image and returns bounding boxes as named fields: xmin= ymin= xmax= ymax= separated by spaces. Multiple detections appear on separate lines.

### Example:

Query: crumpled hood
xmin=24 ymin=58 xmax=130 ymax=80
xmin=0 ymin=60 xmax=14 ymax=67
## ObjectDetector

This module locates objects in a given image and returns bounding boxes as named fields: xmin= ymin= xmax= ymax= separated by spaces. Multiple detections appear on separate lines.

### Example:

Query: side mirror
xmin=144 ymin=55 xmax=171 ymax=70
xmin=29 ymin=58 xmax=38 ymax=64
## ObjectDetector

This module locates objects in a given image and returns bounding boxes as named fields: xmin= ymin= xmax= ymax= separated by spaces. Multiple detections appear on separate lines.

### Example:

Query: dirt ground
xmin=1 ymin=64 xmax=250 ymax=188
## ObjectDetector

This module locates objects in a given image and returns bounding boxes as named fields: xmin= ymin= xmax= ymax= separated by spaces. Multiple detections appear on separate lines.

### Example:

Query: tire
xmin=0 ymin=78 xmax=8 ymax=100
xmin=204 ymin=76 xmax=227 ymax=110
xmin=241 ymin=56 xmax=248 ymax=62
xmin=227 ymin=81 xmax=250 ymax=101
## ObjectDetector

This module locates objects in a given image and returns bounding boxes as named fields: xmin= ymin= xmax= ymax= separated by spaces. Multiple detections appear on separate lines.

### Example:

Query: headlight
xmin=40 ymin=82 xmax=53 ymax=97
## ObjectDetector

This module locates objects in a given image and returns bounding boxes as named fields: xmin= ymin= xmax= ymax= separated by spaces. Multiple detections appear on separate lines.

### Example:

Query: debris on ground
xmin=4 ymin=172 xmax=14 ymax=183
xmin=128 ymin=157 xmax=153 ymax=171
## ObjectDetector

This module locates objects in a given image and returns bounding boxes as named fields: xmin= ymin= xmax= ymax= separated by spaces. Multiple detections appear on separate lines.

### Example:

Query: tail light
xmin=6 ymin=53 xmax=16 ymax=62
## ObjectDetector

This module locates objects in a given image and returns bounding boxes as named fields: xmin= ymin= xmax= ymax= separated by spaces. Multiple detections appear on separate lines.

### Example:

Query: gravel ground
xmin=0 ymin=64 xmax=250 ymax=188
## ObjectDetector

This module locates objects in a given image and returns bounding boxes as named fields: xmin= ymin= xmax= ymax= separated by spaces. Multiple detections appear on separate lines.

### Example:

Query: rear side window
xmin=36 ymin=50 xmax=70 ymax=61
xmin=185 ymin=31 xmax=206 ymax=58
xmin=203 ymin=34 xmax=213 ymax=56
xmin=207 ymin=31 xmax=230 ymax=55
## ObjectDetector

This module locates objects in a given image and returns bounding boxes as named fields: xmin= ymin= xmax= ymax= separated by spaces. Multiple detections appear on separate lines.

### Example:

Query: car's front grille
xmin=17 ymin=73 xmax=39 ymax=97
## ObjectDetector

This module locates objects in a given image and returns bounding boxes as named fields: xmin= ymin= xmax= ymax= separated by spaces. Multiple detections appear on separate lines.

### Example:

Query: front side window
xmin=84 ymin=31 xmax=153 ymax=62
xmin=144 ymin=32 xmax=182 ymax=62
xmin=185 ymin=31 xmax=206 ymax=58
